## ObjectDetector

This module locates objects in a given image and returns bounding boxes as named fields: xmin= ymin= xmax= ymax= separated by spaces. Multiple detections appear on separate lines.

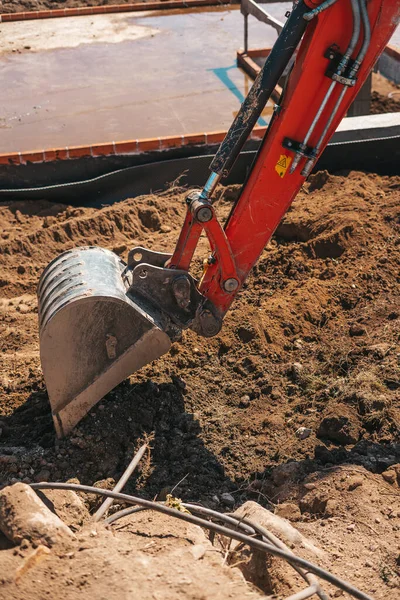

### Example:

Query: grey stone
xmin=295 ymin=427 xmax=312 ymax=440
xmin=220 ymin=493 xmax=235 ymax=507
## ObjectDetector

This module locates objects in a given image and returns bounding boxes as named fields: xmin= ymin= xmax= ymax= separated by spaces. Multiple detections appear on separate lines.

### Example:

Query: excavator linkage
xmin=37 ymin=0 xmax=399 ymax=436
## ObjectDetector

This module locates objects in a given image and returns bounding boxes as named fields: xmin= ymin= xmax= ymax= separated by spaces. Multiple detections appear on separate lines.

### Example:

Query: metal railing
xmin=241 ymin=0 xmax=284 ymax=53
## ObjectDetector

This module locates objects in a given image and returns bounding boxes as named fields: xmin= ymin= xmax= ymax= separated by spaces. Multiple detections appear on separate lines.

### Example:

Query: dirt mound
xmin=0 ymin=487 xmax=263 ymax=600
xmin=0 ymin=193 xmax=179 ymax=298
xmin=1 ymin=169 xmax=399 ymax=488
xmin=370 ymin=91 xmax=400 ymax=114
xmin=369 ymin=72 xmax=400 ymax=114
xmin=0 ymin=170 xmax=399 ymax=596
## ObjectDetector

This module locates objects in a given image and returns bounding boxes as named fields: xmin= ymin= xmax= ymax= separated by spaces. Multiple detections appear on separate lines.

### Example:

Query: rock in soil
xmin=220 ymin=492 xmax=235 ymax=507
xmin=295 ymin=427 xmax=312 ymax=440
xmin=0 ymin=508 xmax=264 ymax=600
xmin=39 ymin=489 xmax=90 ymax=531
xmin=234 ymin=501 xmax=324 ymax=557
xmin=317 ymin=408 xmax=360 ymax=445
xmin=218 ymin=501 xmax=325 ymax=596
xmin=0 ymin=483 xmax=75 ymax=547
xmin=275 ymin=502 xmax=302 ymax=520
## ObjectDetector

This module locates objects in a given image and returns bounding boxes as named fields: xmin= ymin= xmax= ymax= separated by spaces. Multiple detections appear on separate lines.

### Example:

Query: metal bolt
xmin=223 ymin=278 xmax=239 ymax=293
xmin=199 ymin=309 xmax=221 ymax=337
xmin=196 ymin=205 xmax=213 ymax=223
xmin=172 ymin=275 xmax=191 ymax=310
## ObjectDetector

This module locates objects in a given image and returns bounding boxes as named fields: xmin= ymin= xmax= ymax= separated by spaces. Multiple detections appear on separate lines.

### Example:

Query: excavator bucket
xmin=38 ymin=246 xmax=171 ymax=438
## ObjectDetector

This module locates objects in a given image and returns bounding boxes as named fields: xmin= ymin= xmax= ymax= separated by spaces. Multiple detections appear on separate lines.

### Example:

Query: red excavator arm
xmin=169 ymin=0 xmax=399 ymax=319
xmin=38 ymin=0 xmax=399 ymax=437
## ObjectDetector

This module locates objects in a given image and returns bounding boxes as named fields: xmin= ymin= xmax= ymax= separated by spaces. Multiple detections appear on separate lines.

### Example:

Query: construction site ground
xmin=0 ymin=169 xmax=399 ymax=597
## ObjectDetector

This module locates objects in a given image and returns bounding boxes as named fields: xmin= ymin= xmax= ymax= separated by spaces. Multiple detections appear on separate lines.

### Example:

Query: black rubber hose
xmin=350 ymin=0 xmax=371 ymax=75
xmin=106 ymin=503 xmax=329 ymax=599
xmin=31 ymin=482 xmax=373 ymax=600
xmin=209 ymin=0 xmax=309 ymax=178
xmin=338 ymin=0 xmax=361 ymax=72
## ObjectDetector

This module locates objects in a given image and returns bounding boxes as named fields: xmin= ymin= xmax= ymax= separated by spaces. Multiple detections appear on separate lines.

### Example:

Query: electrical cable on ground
xmin=106 ymin=502 xmax=329 ymax=600
xmin=31 ymin=482 xmax=374 ymax=600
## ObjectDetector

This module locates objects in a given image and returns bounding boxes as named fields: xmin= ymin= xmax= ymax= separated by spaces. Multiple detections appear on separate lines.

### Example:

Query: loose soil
xmin=370 ymin=73 xmax=400 ymax=114
xmin=0 ymin=492 xmax=266 ymax=600
xmin=0 ymin=170 xmax=400 ymax=597
xmin=0 ymin=478 xmax=398 ymax=600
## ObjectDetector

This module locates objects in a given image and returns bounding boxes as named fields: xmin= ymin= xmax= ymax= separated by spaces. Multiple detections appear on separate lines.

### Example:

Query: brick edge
xmin=0 ymin=128 xmax=267 ymax=166
xmin=0 ymin=0 xmax=230 ymax=22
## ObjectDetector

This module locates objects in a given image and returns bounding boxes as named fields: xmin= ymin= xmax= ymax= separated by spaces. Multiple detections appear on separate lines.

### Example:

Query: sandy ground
xmin=0 ymin=169 xmax=399 ymax=596
xmin=0 ymin=13 xmax=160 ymax=53
xmin=0 ymin=477 xmax=397 ymax=600
xmin=0 ymin=502 xmax=265 ymax=600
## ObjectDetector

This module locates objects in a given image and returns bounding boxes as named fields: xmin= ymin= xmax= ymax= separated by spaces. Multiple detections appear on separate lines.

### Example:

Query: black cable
xmin=106 ymin=503 xmax=329 ymax=600
xmin=31 ymin=482 xmax=373 ymax=600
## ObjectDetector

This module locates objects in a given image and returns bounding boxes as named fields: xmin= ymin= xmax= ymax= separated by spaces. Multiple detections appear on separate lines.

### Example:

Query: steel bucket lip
xmin=49 ymin=325 xmax=171 ymax=438
xmin=40 ymin=302 xmax=162 ymax=415
xmin=38 ymin=243 xmax=174 ymax=437
xmin=40 ymin=293 xmax=172 ymax=437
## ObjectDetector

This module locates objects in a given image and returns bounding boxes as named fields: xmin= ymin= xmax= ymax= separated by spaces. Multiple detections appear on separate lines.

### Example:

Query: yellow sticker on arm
xmin=275 ymin=154 xmax=292 ymax=178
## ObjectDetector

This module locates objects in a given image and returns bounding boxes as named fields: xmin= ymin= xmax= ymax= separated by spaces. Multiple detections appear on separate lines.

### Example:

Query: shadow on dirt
xmin=0 ymin=377 xmax=237 ymax=502
xmin=5 ymin=200 xmax=68 ymax=218
xmin=1 ymin=372 xmax=399 ymax=510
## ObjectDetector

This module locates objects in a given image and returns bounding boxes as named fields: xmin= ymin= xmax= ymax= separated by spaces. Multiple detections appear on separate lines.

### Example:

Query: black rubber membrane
xmin=0 ymin=133 xmax=399 ymax=205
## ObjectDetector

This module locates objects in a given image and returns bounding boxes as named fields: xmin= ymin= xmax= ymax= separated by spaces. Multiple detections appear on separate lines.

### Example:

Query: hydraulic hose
xmin=30 ymin=481 xmax=374 ymax=600
xmin=291 ymin=0 xmax=361 ymax=174
xmin=303 ymin=0 xmax=341 ymax=21
xmin=351 ymin=0 xmax=371 ymax=72
xmin=338 ymin=0 xmax=362 ymax=71
xmin=106 ymin=503 xmax=329 ymax=600
xmin=209 ymin=0 xmax=309 ymax=179
xmin=301 ymin=0 xmax=371 ymax=177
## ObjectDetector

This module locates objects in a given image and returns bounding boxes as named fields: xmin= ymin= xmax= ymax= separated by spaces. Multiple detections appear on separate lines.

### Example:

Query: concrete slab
xmin=0 ymin=5 xmax=397 ymax=155
xmin=334 ymin=111 xmax=400 ymax=142
xmin=0 ymin=5 xmax=285 ymax=154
